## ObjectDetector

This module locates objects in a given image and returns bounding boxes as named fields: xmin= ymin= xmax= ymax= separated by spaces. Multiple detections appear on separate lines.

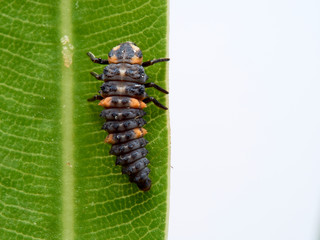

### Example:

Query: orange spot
xmin=129 ymin=98 xmax=147 ymax=109
xmin=133 ymin=128 xmax=148 ymax=138
xmin=141 ymin=128 xmax=147 ymax=135
xmin=129 ymin=98 xmax=140 ymax=108
xmin=130 ymin=44 xmax=142 ymax=55
xmin=108 ymin=55 xmax=118 ymax=64
xmin=105 ymin=134 xmax=116 ymax=144
xmin=130 ymin=56 xmax=143 ymax=65
xmin=140 ymin=101 xmax=147 ymax=109
xmin=98 ymin=97 xmax=112 ymax=108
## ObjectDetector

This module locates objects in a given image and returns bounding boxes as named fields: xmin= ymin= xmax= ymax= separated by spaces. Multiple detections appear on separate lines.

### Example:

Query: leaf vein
xmin=82 ymin=12 xmax=166 ymax=51
xmin=0 ymin=226 xmax=45 ymax=240
xmin=0 ymin=32 xmax=55 ymax=46
xmin=84 ymin=192 xmax=162 ymax=224
xmin=0 ymin=108 xmax=52 ymax=122
xmin=0 ymin=162 xmax=55 ymax=181
xmin=0 ymin=182 xmax=52 ymax=198
xmin=0 ymin=127 xmax=52 ymax=144
xmin=0 ymin=48 xmax=50 ymax=69
xmin=0 ymin=211 xmax=49 ymax=232
xmin=0 ymin=64 xmax=53 ymax=84
xmin=0 ymin=145 xmax=55 ymax=159
xmin=0 ymin=12 xmax=53 ymax=28
xmin=84 ymin=202 xmax=164 ymax=236
xmin=0 ymin=82 xmax=45 ymax=98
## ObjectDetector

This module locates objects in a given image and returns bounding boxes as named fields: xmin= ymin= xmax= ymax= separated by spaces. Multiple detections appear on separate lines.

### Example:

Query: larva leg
xmin=143 ymin=97 xmax=168 ymax=110
xmin=142 ymin=58 xmax=170 ymax=67
xmin=144 ymin=82 xmax=168 ymax=94
xmin=87 ymin=52 xmax=109 ymax=64
xmin=90 ymin=71 xmax=103 ymax=80
xmin=87 ymin=95 xmax=103 ymax=102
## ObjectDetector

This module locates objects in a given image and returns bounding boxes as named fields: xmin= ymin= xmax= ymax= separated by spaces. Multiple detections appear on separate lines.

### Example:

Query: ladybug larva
xmin=87 ymin=41 xmax=169 ymax=191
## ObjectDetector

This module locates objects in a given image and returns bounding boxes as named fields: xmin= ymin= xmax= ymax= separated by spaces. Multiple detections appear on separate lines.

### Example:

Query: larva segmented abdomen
xmin=101 ymin=108 xmax=151 ymax=191
xmin=99 ymin=64 xmax=152 ymax=191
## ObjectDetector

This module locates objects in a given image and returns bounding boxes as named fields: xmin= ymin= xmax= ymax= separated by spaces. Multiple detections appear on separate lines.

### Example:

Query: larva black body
xmin=87 ymin=42 xmax=169 ymax=191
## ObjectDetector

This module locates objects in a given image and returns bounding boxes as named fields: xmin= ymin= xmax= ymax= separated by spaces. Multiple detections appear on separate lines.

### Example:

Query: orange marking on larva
xmin=129 ymin=98 xmax=140 ymax=108
xmin=129 ymin=98 xmax=147 ymax=109
xmin=130 ymin=44 xmax=141 ymax=52
xmin=140 ymin=101 xmax=147 ymax=109
xmin=133 ymin=128 xmax=148 ymax=138
xmin=105 ymin=134 xmax=116 ymax=144
xmin=130 ymin=56 xmax=143 ymax=65
xmin=113 ymin=45 xmax=120 ymax=51
xmin=108 ymin=55 xmax=118 ymax=64
xmin=98 ymin=97 xmax=112 ymax=107
xmin=141 ymin=128 xmax=147 ymax=136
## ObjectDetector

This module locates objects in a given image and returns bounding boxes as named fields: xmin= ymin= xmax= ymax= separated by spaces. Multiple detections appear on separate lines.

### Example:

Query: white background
xmin=168 ymin=0 xmax=320 ymax=239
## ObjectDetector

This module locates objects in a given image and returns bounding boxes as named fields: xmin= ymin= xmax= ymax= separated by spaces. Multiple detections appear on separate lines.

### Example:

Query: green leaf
xmin=0 ymin=0 xmax=169 ymax=239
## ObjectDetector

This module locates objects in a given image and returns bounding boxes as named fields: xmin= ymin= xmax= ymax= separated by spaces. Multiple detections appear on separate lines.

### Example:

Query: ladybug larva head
xmin=108 ymin=42 xmax=143 ymax=65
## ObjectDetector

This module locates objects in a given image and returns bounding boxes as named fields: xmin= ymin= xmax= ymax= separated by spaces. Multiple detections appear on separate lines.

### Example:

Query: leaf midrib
xmin=60 ymin=0 xmax=74 ymax=239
